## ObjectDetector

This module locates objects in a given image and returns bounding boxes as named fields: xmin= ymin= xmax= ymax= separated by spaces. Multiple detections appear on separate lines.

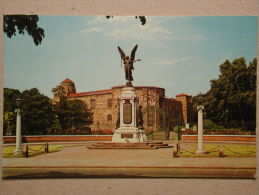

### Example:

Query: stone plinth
xmin=112 ymin=87 xmax=147 ymax=143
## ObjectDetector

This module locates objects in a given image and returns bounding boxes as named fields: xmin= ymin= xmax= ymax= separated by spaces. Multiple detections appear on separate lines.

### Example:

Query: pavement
xmin=3 ymin=143 xmax=256 ymax=169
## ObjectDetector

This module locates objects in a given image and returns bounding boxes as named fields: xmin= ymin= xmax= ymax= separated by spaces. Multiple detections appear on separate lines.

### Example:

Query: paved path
xmin=3 ymin=145 xmax=256 ymax=168
xmin=3 ymin=143 xmax=256 ymax=178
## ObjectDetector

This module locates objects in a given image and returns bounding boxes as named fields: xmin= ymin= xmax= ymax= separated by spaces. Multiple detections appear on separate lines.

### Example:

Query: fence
xmin=173 ymin=143 xmax=256 ymax=157
xmin=3 ymin=143 xmax=49 ymax=158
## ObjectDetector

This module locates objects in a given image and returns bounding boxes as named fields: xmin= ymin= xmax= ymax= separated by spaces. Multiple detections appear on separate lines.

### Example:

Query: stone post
xmin=196 ymin=105 xmax=205 ymax=154
xmin=13 ymin=108 xmax=22 ymax=154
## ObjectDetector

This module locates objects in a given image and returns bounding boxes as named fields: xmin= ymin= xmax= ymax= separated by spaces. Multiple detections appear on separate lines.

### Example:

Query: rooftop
xmin=176 ymin=93 xmax=192 ymax=97
xmin=67 ymin=89 xmax=112 ymax=97
xmin=61 ymin=78 xmax=74 ymax=84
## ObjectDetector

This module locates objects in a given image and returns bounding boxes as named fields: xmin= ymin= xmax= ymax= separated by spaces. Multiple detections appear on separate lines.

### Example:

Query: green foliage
xmin=52 ymin=85 xmax=93 ymax=133
xmin=106 ymin=16 xmax=146 ymax=25
xmin=173 ymin=125 xmax=185 ymax=132
xmin=4 ymin=15 xmax=45 ymax=45
xmin=203 ymin=119 xmax=224 ymax=131
xmin=4 ymin=88 xmax=21 ymax=113
xmin=21 ymin=88 xmax=55 ymax=135
xmin=3 ymin=88 xmax=55 ymax=135
xmin=4 ymin=87 xmax=93 ymax=135
xmin=3 ymin=88 xmax=22 ymax=135
xmin=200 ymin=57 xmax=256 ymax=131
xmin=60 ymin=99 xmax=93 ymax=131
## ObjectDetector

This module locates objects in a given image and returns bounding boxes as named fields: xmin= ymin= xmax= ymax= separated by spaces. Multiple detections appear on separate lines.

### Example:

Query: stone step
xmin=146 ymin=142 xmax=164 ymax=144
xmin=87 ymin=146 xmax=156 ymax=150
xmin=91 ymin=143 xmax=148 ymax=147
xmin=154 ymin=145 xmax=173 ymax=149
xmin=149 ymin=143 xmax=169 ymax=147
xmin=87 ymin=141 xmax=172 ymax=149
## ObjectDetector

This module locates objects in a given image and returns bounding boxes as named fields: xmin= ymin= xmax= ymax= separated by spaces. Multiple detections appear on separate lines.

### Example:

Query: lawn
xmin=3 ymin=142 xmax=256 ymax=158
xmin=2 ymin=144 xmax=86 ymax=158
xmin=178 ymin=143 xmax=256 ymax=157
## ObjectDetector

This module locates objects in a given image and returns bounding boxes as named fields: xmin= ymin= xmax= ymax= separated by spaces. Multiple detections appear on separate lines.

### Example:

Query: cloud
xmin=152 ymin=56 xmax=199 ymax=66
xmin=106 ymin=24 xmax=172 ymax=41
xmin=81 ymin=16 xmax=208 ymax=46
xmin=83 ymin=16 xmax=172 ymax=42
xmin=172 ymin=34 xmax=207 ymax=41
xmin=80 ymin=27 xmax=103 ymax=33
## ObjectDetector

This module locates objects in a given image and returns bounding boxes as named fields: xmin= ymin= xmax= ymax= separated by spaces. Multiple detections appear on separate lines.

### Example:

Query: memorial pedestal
xmin=112 ymin=87 xmax=147 ymax=143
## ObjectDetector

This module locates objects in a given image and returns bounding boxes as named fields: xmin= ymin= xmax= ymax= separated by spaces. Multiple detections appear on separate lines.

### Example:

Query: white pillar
xmin=196 ymin=105 xmax=205 ymax=154
xmin=13 ymin=109 xmax=22 ymax=154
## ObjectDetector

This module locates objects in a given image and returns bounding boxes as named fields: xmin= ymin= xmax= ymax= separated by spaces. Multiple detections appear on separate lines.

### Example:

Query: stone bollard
xmin=45 ymin=143 xmax=49 ymax=153
xmin=24 ymin=145 xmax=29 ymax=158
xmin=219 ymin=144 xmax=224 ymax=158
xmin=176 ymin=143 xmax=180 ymax=153
xmin=173 ymin=143 xmax=179 ymax=157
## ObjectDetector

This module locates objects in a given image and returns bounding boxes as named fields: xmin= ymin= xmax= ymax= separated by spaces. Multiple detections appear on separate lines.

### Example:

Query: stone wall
xmin=69 ymin=90 xmax=116 ymax=133
xmin=68 ymin=85 xmax=169 ymax=133
xmin=176 ymin=94 xmax=193 ymax=124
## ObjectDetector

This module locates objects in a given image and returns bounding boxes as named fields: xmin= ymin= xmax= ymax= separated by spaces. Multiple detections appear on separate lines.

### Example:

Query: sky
xmin=4 ymin=16 xmax=258 ymax=98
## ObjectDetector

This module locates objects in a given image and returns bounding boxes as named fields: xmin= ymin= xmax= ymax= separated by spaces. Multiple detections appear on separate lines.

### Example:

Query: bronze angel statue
xmin=118 ymin=44 xmax=141 ymax=86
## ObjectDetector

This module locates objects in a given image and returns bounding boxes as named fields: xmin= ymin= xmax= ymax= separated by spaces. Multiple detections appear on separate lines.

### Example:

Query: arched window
xmin=107 ymin=114 xmax=112 ymax=122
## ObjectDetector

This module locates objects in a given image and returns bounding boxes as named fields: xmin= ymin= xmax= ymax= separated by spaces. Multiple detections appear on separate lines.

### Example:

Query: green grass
xmin=179 ymin=143 xmax=256 ymax=157
xmin=2 ymin=144 xmax=86 ymax=158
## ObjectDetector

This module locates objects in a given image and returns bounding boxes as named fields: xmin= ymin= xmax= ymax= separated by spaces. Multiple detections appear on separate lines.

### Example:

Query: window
xmin=107 ymin=99 xmax=112 ymax=108
xmin=107 ymin=114 xmax=112 ymax=122
xmin=90 ymin=99 xmax=95 ymax=109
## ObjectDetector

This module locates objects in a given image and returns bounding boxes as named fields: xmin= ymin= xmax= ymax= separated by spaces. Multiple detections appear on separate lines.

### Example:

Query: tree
xmin=4 ymin=88 xmax=21 ymax=113
xmin=3 ymin=87 xmax=55 ymax=135
xmin=57 ymin=100 xmax=93 ymax=133
xmin=21 ymin=88 xmax=55 ymax=135
xmin=202 ymin=57 xmax=256 ymax=131
xmin=3 ymin=88 xmax=21 ymax=135
xmin=106 ymin=16 xmax=146 ymax=25
xmin=52 ymin=85 xmax=93 ymax=134
xmin=4 ymin=15 xmax=45 ymax=45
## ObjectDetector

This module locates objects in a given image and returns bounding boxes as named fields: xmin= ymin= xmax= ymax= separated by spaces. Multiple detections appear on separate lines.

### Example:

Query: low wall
xmin=3 ymin=135 xmax=113 ymax=143
xmin=182 ymin=135 xmax=256 ymax=142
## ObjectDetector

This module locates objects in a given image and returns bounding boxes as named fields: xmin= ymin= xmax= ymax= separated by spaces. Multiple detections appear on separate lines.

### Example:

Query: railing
xmin=173 ymin=143 xmax=256 ymax=157
xmin=3 ymin=143 xmax=49 ymax=158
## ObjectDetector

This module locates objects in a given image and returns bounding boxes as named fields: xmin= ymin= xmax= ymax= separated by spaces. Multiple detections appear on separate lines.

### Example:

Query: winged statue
xmin=118 ymin=44 xmax=141 ymax=86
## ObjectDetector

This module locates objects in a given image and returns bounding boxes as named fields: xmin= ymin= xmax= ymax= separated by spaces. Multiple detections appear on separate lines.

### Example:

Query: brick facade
xmin=176 ymin=93 xmax=193 ymax=125
xmin=55 ymin=79 xmax=193 ymax=133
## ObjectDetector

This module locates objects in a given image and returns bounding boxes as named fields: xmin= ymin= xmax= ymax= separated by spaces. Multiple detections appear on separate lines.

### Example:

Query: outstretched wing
xmin=118 ymin=46 xmax=126 ymax=60
xmin=130 ymin=44 xmax=138 ymax=61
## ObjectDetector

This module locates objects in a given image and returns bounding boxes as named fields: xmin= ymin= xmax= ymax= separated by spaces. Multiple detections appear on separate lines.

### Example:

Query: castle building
xmin=54 ymin=78 xmax=193 ymax=134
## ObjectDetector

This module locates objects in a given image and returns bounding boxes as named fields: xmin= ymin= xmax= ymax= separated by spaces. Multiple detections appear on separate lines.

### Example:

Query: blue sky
xmin=4 ymin=16 xmax=258 ymax=98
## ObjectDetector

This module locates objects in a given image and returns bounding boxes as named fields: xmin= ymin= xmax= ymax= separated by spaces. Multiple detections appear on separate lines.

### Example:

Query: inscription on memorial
xmin=121 ymin=133 xmax=133 ymax=138
xmin=123 ymin=100 xmax=132 ymax=124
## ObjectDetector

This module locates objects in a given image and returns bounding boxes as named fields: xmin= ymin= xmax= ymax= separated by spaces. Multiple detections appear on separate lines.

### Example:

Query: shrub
xmin=203 ymin=119 xmax=224 ymax=131
xmin=91 ymin=129 xmax=113 ymax=135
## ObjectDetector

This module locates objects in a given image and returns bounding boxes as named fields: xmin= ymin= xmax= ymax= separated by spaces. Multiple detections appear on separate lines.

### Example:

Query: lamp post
xmin=196 ymin=93 xmax=205 ymax=154
xmin=13 ymin=98 xmax=22 ymax=154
